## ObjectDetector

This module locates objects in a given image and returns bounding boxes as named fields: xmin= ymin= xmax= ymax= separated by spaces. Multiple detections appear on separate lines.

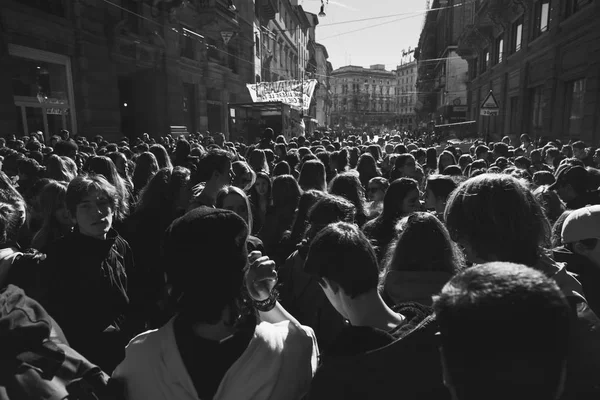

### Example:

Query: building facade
xmin=330 ymin=64 xmax=397 ymax=129
xmin=313 ymin=43 xmax=332 ymax=128
xmin=395 ymin=60 xmax=418 ymax=130
xmin=1 ymin=0 xmax=325 ymax=141
xmin=415 ymin=0 xmax=473 ymax=126
xmin=257 ymin=0 xmax=314 ymax=83
xmin=457 ymin=0 xmax=599 ymax=144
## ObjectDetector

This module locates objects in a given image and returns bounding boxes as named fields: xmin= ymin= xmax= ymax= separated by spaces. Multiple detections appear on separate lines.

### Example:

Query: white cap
xmin=561 ymin=205 xmax=600 ymax=244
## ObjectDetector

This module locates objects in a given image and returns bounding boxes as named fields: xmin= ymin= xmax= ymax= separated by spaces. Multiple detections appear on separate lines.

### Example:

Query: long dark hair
xmin=384 ymin=212 xmax=464 ymax=274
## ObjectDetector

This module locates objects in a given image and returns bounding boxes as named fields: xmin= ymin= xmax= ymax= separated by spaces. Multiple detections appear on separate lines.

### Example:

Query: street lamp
xmin=319 ymin=0 xmax=328 ymax=17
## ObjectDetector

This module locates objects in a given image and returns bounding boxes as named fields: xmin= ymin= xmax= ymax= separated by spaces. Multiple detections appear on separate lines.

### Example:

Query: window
xmin=495 ymin=36 xmax=504 ymax=64
xmin=512 ymin=17 xmax=523 ymax=53
xmin=566 ymin=0 xmax=592 ymax=16
xmin=567 ymin=79 xmax=586 ymax=137
xmin=181 ymin=32 xmax=195 ymax=60
xmin=482 ymin=49 xmax=490 ymax=72
xmin=531 ymin=86 xmax=544 ymax=131
xmin=534 ymin=0 xmax=550 ymax=38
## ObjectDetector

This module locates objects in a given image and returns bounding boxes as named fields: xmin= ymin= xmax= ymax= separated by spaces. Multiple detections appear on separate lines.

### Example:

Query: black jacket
xmin=37 ymin=228 xmax=134 ymax=373
xmin=307 ymin=302 xmax=450 ymax=400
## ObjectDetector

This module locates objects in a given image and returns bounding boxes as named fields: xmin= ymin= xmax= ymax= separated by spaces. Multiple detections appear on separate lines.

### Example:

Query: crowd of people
xmin=1 ymin=127 xmax=600 ymax=400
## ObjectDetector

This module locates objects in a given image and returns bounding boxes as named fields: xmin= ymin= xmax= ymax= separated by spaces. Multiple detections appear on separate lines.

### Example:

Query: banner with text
xmin=246 ymin=79 xmax=318 ymax=112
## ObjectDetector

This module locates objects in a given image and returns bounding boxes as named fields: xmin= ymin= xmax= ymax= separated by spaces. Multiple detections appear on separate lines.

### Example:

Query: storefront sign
xmin=246 ymin=79 xmax=318 ymax=112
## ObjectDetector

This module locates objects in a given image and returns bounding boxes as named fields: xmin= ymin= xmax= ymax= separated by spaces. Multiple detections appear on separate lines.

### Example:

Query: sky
xmin=300 ymin=0 xmax=429 ymax=71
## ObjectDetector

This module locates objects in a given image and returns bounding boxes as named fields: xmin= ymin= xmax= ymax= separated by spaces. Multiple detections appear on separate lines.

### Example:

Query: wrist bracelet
xmin=253 ymin=289 xmax=278 ymax=312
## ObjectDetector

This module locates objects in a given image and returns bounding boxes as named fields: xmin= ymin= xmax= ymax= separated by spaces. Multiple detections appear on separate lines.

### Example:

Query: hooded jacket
xmin=113 ymin=317 xmax=318 ymax=400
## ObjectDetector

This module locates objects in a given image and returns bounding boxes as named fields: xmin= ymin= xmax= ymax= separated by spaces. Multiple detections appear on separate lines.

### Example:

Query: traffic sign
xmin=480 ymin=109 xmax=499 ymax=116
xmin=221 ymin=31 xmax=234 ymax=45
xmin=481 ymin=90 xmax=500 ymax=109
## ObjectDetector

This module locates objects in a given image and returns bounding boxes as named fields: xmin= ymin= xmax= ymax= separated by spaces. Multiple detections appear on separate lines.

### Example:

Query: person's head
xmin=572 ymin=141 xmax=587 ymax=160
xmin=45 ymin=154 xmax=77 ymax=183
xmin=474 ymin=145 xmax=489 ymax=160
xmin=561 ymin=205 xmax=600 ymax=268
xmin=304 ymin=222 xmax=379 ymax=319
xmin=17 ymin=158 xmax=44 ymax=182
xmin=163 ymin=208 xmax=250 ymax=325
xmin=328 ymin=171 xmax=367 ymax=218
xmin=531 ymin=184 xmax=564 ymax=225
xmin=84 ymin=156 xmax=121 ymax=187
xmin=501 ymin=135 xmax=511 ymax=145
xmin=356 ymin=152 xmax=380 ymax=182
xmin=36 ymin=180 xmax=70 ymax=229
xmin=66 ymin=174 xmax=119 ymax=240
xmin=304 ymin=194 xmax=356 ymax=247
xmin=367 ymin=177 xmax=389 ymax=203
xmin=445 ymin=174 xmax=550 ymax=266
xmin=149 ymin=144 xmax=173 ymax=170
xmin=133 ymin=152 xmax=160 ymax=192
xmin=136 ymin=167 xmax=192 ymax=217
xmin=393 ymin=154 xmax=417 ymax=179
xmin=549 ymin=165 xmax=589 ymax=203
xmin=107 ymin=152 xmax=130 ymax=179
xmin=231 ymin=160 xmax=255 ymax=192
xmin=424 ymin=174 xmax=457 ymax=216
xmin=381 ymin=178 xmax=420 ymax=221
xmin=272 ymin=160 xmax=291 ymax=177
xmin=520 ymin=133 xmax=532 ymax=146
xmin=438 ymin=150 xmax=457 ymax=173
xmin=251 ymin=171 xmax=272 ymax=198
xmin=514 ymin=156 xmax=532 ymax=170
xmin=385 ymin=212 xmax=463 ymax=274
xmin=214 ymin=132 xmax=225 ymax=148
xmin=298 ymin=159 xmax=327 ymax=192
xmin=457 ymin=154 xmax=472 ymax=172
xmin=271 ymin=174 xmax=301 ymax=210
xmin=434 ymin=262 xmax=570 ymax=400
xmin=288 ymin=189 xmax=328 ymax=245
xmin=545 ymin=147 xmax=560 ymax=164
xmin=533 ymin=171 xmax=555 ymax=187
xmin=216 ymin=185 xmax=253 ymax=232
xmin=262 ymin=127 xmax=274 ymax=142
xmin=194 ymin=148 xmax=234 ymax=188
xmin=561 ymin=145 xmax=573 ymax=158
xmin=492 ymin=142 xmax=509 ymax=159
xmin=54 ymin=140 xmax=78 ymax=160
xmin=530 ymin=149 xmax=542 ymax=164
xmin=274 ymin=143 xmax=287 ymax=160
xmin=248 ymin=148 xmax=270 ymax=175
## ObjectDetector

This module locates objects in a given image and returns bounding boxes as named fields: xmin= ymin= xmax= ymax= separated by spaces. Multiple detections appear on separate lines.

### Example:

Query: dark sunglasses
xmin=368 ymin=187 xmax=381 ymax=193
